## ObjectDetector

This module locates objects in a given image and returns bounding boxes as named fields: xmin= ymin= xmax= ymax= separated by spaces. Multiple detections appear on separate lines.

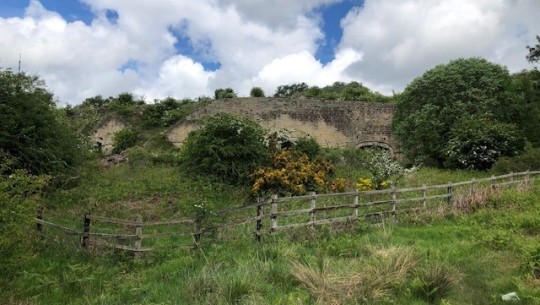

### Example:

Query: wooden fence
xmin=35 ymin=170 xmax=539 ymax=254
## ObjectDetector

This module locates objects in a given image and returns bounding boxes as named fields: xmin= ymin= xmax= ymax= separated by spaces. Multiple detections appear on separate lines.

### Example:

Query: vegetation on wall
xmin=273 ymin=81 xmax=395 ymax=102
xmin=214 ymin=87 xmax=237 ymax=99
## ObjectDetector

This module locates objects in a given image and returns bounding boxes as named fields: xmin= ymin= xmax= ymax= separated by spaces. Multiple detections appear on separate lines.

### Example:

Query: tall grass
xmin=4 ymin=164 xmax=540 ymax=304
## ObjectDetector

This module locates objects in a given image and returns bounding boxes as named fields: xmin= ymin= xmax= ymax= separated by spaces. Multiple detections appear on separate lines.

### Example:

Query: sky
xmin=0 ymin=0 xmax=538 ymax=105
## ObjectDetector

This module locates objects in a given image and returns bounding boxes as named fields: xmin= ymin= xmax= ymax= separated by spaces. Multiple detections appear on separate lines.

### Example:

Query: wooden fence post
xmin=353 ymin=189 xmax=359 ymax=218
xmin=134 ymin=214 xmax=143 ymax=258
xmin=391 ymin=187 xmax=397 ymax=221
xmin=421 ymin=185 xmax=427 ymax=209
xmin=36 ymin=207 xmax=43 ymax=234
xmin=510 ymin=172 xmax=514 ymax=186
xmin=255 ymin=196 xmax=263 ymax=242
xmin=525 ymin=170 xmax=530 ymax=185
xmin=447 ymin=182 xmax=453 ymax=206
xmin=82 ymin=213 xmax=91 ymax=249
xmin=270 ymin=194 xmax=278 ymax=232
xmin=193 ymin=217 xmax=202 ymax=244
xmin=490 ymin=175 xmax=497 ymax=191
xmin=471 ymin=178 xmax=477 ymax=196
xmin=309 ymin=192 xmax=317 ymax=227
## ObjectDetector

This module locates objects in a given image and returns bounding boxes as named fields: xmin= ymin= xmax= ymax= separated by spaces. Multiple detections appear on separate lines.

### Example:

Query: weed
xmin=410 ymin=262 xmax=461 ymax=304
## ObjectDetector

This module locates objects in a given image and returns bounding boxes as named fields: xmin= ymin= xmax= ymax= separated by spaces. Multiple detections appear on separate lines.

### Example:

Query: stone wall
xmin=90 ymin=116 xmax=127 ymax=155
xmin=167 ymin=97 xmax=397 ymax=153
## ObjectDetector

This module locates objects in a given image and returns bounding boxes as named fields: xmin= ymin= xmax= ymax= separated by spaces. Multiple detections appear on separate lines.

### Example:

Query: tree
xmin=82 ymin=95 xmax=108 ymax=107
xmin=274 ymin=82 xmax=309 ymax=97
xmin=393 ymin=58 xmax=524 ymax=169
xmin=0 ymin=69 xmax=83 ymax=175
xmin=180 ymin=114 xmax=269 ymax=184
xmin=512 ymin=70 xmax=540 ymax=147
xmin=250 ymin=87 xmax=265 ymax=97
xmin=526 ymin=35 xmax=540 ymax=63
xmin=214 ymin=88 xmax=237 ymax=99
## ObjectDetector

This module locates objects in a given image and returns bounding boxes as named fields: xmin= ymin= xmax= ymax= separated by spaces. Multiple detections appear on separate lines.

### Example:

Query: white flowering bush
xmin=361 ymin=149 xmax=404 ymax=189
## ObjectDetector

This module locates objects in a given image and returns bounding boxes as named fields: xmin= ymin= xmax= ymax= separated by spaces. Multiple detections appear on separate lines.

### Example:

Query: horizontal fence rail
xmin=35 ymin=170 xmax=539 ymax=255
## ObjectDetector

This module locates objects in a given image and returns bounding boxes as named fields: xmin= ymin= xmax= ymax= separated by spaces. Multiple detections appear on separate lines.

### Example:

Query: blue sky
xmin=0 ymin=0 xmax=538 ymax=104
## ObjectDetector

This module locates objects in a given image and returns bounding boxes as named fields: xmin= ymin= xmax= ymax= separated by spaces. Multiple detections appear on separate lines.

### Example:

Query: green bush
xmin=0 ymin=160 xmax=50 ymax=285
xmin=180 ymin=114 xmax=269 ymax=184
xmin=293 ymin=137 xmax=321 ymax=160
xmin=0 ymin=69 xmax=84 ymax=175
xmin=112 ymin=128 xmax=138 ymax=154
xmin=522 ymin=245 xmax=540 ymax=279
xmin=444 ymin=117 xmax=524 ymax=170
xmin=250 ymin=87 xmax=265 ymax=97
xmin=125 ymin=146 xmax=152 ymax=166
xmin=491 ymin=146 xmax=540 ymax=174
xmin=214 ymin=88 xmax=237 ymax=99
xmin=143 ymin=98 xmax=197 ymax=127
xmin=394 ymin=58 xmax=524 ymax=168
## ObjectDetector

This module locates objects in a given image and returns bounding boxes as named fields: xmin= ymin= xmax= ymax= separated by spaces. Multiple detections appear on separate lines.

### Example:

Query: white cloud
xmin=339 ymin=0 xmax=540 ymax=93
xmin=251 ymin=48 xmax=361 ymax=94
xmin=138 ymin=55 xmax=214 ymax=101
xmin=0 ymin=0 xmax=538 ymax=104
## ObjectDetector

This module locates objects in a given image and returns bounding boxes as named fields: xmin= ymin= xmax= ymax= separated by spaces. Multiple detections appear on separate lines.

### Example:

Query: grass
xmin=3 ymin=161 xmax=540 ymax=304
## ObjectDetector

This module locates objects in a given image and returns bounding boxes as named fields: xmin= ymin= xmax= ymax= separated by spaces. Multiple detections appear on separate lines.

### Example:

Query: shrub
xmin=444 ymin=117 xmax=524 ymax=170
xmin=0 ymin=162 xmax=50 ymax=285
xmin=265 ymin=129 xmax=296 ymax=153
xmin=491 ymin=146 xmax=540 ymax=174
xmin=180 ymin=114 xmax=269 ymax=184
xmin=214 ymin=88 xmax=237 ymax=99
xmin=522 ymin=245 xmax=540 ymax=279
xmin=0 ymin=69 xmax=84 ymax=175
xmin=294 ymin=137 xmax=321 ymax=160
xmin=250 ymin=87 xmax=265 ymax=97
xmin=250 ymin=150 xmax=345 ymax=195
xmin=361 ymin=149 xmax=404 ymax=189
xmin=112 ymin=128 xmax=138 ymax=154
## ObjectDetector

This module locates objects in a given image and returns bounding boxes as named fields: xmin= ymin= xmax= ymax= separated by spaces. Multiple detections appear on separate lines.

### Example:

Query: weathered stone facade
xmin=90 ymin=116 xmax=127 ymax=155
xmin=167 ymin=98 xmax=397 ymax=154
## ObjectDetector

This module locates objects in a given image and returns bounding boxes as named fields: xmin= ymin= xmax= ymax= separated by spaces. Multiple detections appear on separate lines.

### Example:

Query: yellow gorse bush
xmin=356 ymin=177 xmax=389 ymax=191
xmin=356 ymin=177 xmax=374 ymax=191
xmin=251 ymin=150 xmax=345 ymax=195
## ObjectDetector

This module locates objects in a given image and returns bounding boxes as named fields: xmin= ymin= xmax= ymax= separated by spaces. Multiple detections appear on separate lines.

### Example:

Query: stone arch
xmin=356 ymin=141 xmax=394 ymax=156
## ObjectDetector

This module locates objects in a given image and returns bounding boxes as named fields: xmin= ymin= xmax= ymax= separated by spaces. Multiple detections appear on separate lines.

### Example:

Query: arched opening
xmin=356 ymin=141 xmax=394 ymax=156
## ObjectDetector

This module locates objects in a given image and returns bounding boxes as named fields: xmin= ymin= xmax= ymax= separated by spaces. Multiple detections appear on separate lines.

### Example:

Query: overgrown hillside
xmin=2 ymin=53 xmax=540 ymax=304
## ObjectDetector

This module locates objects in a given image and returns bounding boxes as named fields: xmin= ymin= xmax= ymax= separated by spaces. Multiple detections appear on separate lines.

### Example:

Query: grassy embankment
xmin=3 ymin=160 xmax=539 ymax=305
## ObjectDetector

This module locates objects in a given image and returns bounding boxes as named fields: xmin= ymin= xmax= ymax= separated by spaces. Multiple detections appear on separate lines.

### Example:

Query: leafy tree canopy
xmin=0 ymin=69 xmax=84 ymax=175
xmin=526 ymin=35 xmax=540 ymax=63
xmin=274 ymin=82 xmax=309 ymax=98
xmin=274 ymin=81 xmax=395 ymax=102
xmin=250 ymin=87 xmax=265 ymax=97
xmin=393 ymin=58 xmax=525 ymax=169
xmin=214 ymin=88 xmax=237 ymax=99
xmin=511 ymin=70 xmax=540 ymax=147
